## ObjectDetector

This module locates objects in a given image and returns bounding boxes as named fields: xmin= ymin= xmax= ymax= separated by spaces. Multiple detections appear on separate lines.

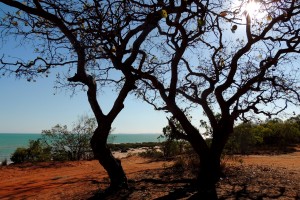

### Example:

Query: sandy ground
xmin=0 ymin=148 xmax=299 ymax=200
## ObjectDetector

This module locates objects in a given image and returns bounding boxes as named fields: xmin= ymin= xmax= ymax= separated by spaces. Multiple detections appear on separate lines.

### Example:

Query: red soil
xmin=0 ymin=149 xmax=299 ymax=200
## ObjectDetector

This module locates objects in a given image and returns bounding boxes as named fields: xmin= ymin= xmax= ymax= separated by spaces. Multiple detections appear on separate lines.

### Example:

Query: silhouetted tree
xmin=129 ymin=0 xmax=300 ymax=198
xmin=0 ymin=0 xmax=161 ymax=191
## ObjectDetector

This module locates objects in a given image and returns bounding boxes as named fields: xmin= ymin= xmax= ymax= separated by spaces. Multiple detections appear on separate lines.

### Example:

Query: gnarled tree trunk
xmin=188 ymin=119 xmax=233 ymax=199
xmin=90 ymin=127 xmax=128 ymax=191
xmin=187 ymin=139 xmax=220 ymax=199
xmin=77 ymin=74 xmax=133 ymax=192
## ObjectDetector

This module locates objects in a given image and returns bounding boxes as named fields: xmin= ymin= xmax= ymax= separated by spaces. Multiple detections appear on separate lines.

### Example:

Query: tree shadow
xmin=86 ymin=163 xmax=300 ymax=200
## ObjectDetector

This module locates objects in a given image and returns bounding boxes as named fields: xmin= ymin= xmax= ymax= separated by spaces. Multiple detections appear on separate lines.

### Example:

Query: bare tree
xmin=42 ymin=115 xmax=96 ymax=161
xmin=128 ymin=0 xmax=300 ymax=198
xmin=0 ymin=0 xmax=161 ymax=192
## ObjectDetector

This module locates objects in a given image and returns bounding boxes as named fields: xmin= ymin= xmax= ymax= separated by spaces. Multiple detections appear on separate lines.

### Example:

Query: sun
xmin=244 ymin=0 xmax=264 ymax=19
xmin=245 ymin=1 xmax=258 ymax=16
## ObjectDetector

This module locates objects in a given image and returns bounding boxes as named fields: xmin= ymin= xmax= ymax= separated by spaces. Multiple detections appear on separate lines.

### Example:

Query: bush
xmin=41 ymin=115 xmax=96 ymax=161
xmin=225 ymin=118 xmax=300 ymax=154
xmin=11 ymin=147 xmax=28 ymax=164
xmin=161 ymin=140 xmax=187 ymax=158
xmin=10 ymin=139 xmax=52 ymax=164
xmin=172 ymin=153 xmax=200 ymax=175
xmin=1 ymin=158 xmax=8 ymax=166
xmin=108 ymin=142 xmax=159 ymax=152
xmin=27 ymin=140 xmax=52 ymax=162
xmin=225 ymin=122 xmax=261 ymax=154
xmin=138 ymin=149 xmax=164 ymax=159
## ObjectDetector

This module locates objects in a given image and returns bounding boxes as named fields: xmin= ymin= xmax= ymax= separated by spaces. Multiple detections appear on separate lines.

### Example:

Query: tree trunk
xmin=90 ymin=128 xmax=128 ymax=191
xmin=194 ymin=120 xmax=233 ymax=199
xmin=189 ymin=130 xmax=231 ymax=199
xmin=194 ymin=150 xmax=222 ymax=200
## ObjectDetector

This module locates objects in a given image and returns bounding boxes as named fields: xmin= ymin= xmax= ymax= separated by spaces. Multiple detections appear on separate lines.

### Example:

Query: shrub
xmin=172 ymin=153 xmax=200 ymax=175
xmin=27 ymin=139 xmax=52 ymax=162
xmin=108 ymin=142 xmax=159 ymax=152
xmin=41 ymin=115 xmax=96 ymax=161
xmin=138 ymin=149 xmax=164 ymax=159
xmin=1 ymin=159 xmax=8 ymax=166
xmin=225 ymin=122 xmax=262 ymax=154
xmin=225 ymin=118 xmax=300 ymax=154
xmin=10 ymin=139 xmax=52 ymax=164
xmin=11 ymin=147 xmax=28 ymax=164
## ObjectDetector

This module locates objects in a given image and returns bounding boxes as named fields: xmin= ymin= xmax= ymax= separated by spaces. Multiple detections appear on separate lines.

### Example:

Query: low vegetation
xmin=9 ymin=115 xmax=300 ymax=164
xmin=107 ymin=142 xmax=159 ymax=152
xmin=225 ymin=117 xmax=300 ymax=154
xmin=11 ymin=115 xmax=96 ymax=164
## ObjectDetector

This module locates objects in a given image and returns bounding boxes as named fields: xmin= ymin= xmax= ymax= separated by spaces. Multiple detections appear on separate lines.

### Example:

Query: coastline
xmin=0 ymin=133 xmax=164 ymax=162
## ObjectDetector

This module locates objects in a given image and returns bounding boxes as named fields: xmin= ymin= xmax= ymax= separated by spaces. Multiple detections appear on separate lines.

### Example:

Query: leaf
xmin=161 ymin=10 xmax=168 ymax=18
xmin=220 ymin=58 xmax=225 ymax=67
xmin=220 ymin=11 xmax=227 ymax=17
xmin=197 ymin=19 xmax=205 ymax=27
xmin=12 ymin=21 xmax=18 ymax=26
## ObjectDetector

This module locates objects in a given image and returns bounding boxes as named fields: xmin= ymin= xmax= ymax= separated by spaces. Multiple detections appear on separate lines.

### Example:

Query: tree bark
xmin=90 ymin=127 xmax=128 ymax=191
xmin=79 ymin=74 xmax=132 ymax=191
xmin=194 ymin=151 xmax=221 ymax=200
xmin=186 ymin=120 xmax=233 ymax=199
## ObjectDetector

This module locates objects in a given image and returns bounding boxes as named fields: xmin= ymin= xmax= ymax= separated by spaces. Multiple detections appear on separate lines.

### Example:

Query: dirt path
xmin=0 ymin=150 xmax=299 ymax=200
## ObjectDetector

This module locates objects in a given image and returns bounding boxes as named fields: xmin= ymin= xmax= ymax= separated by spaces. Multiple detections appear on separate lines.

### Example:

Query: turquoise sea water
xmin=0 ymin=133 xmax=163 ymax=162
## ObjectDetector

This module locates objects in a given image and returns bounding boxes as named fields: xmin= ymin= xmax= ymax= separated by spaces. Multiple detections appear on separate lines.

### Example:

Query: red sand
xmin=0 ymin=149 xmax=299 ymax=199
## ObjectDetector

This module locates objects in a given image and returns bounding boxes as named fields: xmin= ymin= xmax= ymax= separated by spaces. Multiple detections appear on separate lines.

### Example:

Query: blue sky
xmin=0 ymin=73 xmax=168 ymax=133
xmin=0 ymin=29 xmax=167 ymax=134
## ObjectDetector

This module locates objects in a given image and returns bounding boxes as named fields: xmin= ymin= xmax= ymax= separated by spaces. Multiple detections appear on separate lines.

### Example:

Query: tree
xmin=42 ymin=115 xmax=96 ymax=161
xmin=11 ymin=139 xmax=52 ymax=163
xmin=127 ymin=0 xmax=300 ymax=198
xmin=1 ymin=0 xmax=300 ymax=198
xmin=0 ymin=0 xmax=161 ymax=191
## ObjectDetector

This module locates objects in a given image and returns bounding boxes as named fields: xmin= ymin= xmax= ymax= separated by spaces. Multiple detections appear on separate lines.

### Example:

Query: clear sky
xmin=0 ymin=74 xmax=168 ymax=134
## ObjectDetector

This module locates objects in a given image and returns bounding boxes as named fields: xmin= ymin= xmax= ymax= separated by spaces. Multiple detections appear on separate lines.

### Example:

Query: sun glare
xmin=244 ymin=0 xmax=264 ymax=19
xmin=245 ymin=1 xmax=258 ymax=16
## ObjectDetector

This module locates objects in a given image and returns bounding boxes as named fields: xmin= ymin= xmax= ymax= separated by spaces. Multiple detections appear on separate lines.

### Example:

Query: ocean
xmin=0 ymin=133 xmax=163 ymax=163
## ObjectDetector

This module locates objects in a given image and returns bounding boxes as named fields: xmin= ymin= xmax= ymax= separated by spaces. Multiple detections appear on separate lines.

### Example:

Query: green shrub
xmin=41 ymin=116 xmax=96 ymax=161
xmin=11 ymin=147 xmax=28 ymax=164
xmin=27 ymin=140 xmax=52 ymax=162
xmin=51 ymin=150 xmax=70 ymax=161
xmin=10 ymin=139 xmax=52 ymax=164
xmin=226 ymin=118 xmax=300 ymax=154
xmin=138 ymin=149 xmax=164 ymax=159
xmin=161 ymin=140 xmax=187 ymax=158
